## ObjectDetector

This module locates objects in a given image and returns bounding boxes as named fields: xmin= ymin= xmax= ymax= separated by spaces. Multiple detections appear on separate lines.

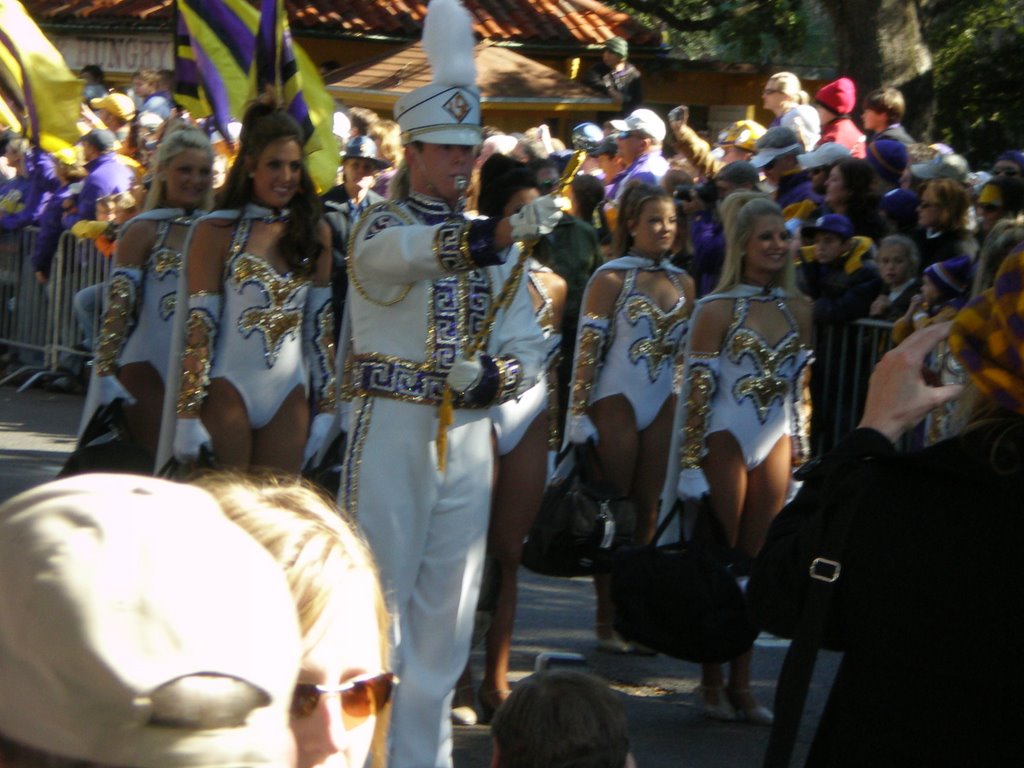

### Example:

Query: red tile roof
xmin=26 ymin=0 xmax=660 ymax=48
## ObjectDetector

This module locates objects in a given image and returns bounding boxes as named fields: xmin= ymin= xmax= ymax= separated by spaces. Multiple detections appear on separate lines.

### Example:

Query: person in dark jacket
xmin=748 ymin=267 xmax=1024 ymax=766
xmin=582 ymin=37 xmax=643 ymax=117
xmin=799 ymin=213 xmax=881 ymax=450
xmin=321 ymin=135 xmax=387 ymax=338
xmin=860 ymin=86 xmax=915 ymax=146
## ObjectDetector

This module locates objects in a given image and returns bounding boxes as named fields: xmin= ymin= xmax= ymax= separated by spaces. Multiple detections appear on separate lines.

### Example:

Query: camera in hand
xmin=674 ymin=181 xmax=718 ymax=206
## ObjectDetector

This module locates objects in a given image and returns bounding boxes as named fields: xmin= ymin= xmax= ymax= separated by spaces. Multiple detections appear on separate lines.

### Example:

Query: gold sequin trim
xmin=727 ymin=329 xmax=801 ymax=424
xmin=792 ymin=351 xmax=813 ymax=466
xmin=177 ymin=298 xmax=220 ymax=417
xmin=570 ymin=319 xmax=609 ymax=416
xmin=681 ymin=357 xmax=718 ymax=469
xmin=232 ymin=253 xmax=307 ymax=368
xmin=94 ymin=269 xmax=141 ymax=376
xmin=314 ymin=298 xmax=337 ymax=413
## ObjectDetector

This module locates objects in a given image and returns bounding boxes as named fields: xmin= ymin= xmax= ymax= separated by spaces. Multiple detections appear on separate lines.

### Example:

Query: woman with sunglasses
xmin=991 ymin=150 xmax=1024 ymax=179
xmin=760 ymin=72 xmax=820 ymax=152
xmin=912 ymin=178 xmax=977 ymax=269
xmin=200 ymin=475 xmax=393 ymax=768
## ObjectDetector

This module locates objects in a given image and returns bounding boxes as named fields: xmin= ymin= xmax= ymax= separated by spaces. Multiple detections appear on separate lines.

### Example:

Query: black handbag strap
xmin=762 ymin=461 xmax=874 ymax=768
xmin=650 ymin=498 xmax=682 ymax=546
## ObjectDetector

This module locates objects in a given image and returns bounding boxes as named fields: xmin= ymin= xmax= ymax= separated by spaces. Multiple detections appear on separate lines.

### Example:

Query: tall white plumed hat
xmin=395 ymin=0 xmax=481 ymax=146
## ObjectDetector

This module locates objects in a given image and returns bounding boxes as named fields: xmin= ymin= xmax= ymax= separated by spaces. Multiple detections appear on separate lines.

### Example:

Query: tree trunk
xmin=820 ymin=0 xmax=935 ymax=139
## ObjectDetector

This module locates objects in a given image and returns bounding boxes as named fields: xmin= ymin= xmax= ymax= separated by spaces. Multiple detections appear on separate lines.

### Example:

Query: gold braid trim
xmin=346 ymin=201 xmax=415 ymax=307
xmin=177 ymin=293 xmax=221 ymax=417
xmin=94 ymin=267 xmax=142 ymax=376
xmin=680 ymin=353 xmax=719 ymax=470
xmin=570 ymin=315 xmax=609 ymax=417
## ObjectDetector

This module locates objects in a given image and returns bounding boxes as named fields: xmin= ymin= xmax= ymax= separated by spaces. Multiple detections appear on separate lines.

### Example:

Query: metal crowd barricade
xmin=811 ymin=318 xmax=895 ymax=455
xmin=38 ymin=232 xmax=111 ymax=388
xmin=0 ymin=229 xmax=110 ymax=390
xmin=0 ymin=226 xmax=49 ymax=384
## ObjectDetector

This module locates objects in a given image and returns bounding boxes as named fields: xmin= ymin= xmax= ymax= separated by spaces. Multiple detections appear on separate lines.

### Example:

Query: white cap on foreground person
xmin=0 ymin=474 xmax=302 ymax=768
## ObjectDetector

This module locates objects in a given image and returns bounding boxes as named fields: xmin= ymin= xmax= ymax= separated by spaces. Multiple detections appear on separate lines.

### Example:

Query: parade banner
xmin=0 ymin=0 xmax=83 ymax=151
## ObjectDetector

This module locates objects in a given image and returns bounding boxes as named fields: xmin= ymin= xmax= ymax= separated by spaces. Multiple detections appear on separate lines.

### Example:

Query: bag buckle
xmin=809 ymin=557 xmax=841 ymax=583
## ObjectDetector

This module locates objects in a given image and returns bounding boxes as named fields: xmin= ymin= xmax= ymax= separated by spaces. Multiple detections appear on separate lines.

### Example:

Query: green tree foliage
xmin=610 ymin=0 xmax=808 ymax=61
xmin=929 ymin=0 xmax=1024 ymax=160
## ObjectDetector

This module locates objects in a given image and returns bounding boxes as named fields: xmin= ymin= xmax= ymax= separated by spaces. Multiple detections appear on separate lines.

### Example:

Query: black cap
xmin=80 ymin=129 xmax=117 ymax=153
xmin=341 ymin=136 xmax=388 ymax=169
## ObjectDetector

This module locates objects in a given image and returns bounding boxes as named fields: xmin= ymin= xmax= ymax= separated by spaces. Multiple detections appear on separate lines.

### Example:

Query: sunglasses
xmin=977 ymin=203 xmax=1002 ymax=212
xmin=763 ymin=159 xmax=777 ymax=171
xmin=992 ymin=168 xmax=1020 ymax=177
xmin=291 ymin=672 xmax=397 ymax=724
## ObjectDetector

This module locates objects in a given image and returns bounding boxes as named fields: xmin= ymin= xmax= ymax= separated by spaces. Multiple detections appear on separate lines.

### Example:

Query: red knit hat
xmin=815 ymin=77 xmax=857 ymax=116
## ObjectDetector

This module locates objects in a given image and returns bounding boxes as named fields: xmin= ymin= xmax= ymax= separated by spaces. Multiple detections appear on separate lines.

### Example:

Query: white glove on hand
xmin=173 ymin=418 xmax=213 ymax=463
xmin=509 ymin=194 xmax=565 ymax=242
xmin=566 ymin=413 xmax=599 ymax=445
xmin=446 ymin=355 xmax=483 ymax=394
xmin=304 ymin=412 xmax=335 ymax=467
xmin=96 ymin=374 xmax=136 ymax=406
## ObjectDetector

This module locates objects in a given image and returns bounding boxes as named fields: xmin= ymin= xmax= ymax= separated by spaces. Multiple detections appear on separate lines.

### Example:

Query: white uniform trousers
xmin=342 ymin=395 xmax=492 ymax=768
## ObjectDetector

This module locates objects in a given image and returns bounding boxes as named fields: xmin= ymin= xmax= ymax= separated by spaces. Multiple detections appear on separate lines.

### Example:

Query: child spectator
xmin=861 ymin=86 xmax=915 ymax=145
xmin=799 ymin=212 xmax=881 ymax=323
xmin=869 ymin=234 xmax=922 ymax=320
xmin=892 ymin=254 xmax=972 ymax=344
xmin=813 ymin=77 xmax=866 ymax=158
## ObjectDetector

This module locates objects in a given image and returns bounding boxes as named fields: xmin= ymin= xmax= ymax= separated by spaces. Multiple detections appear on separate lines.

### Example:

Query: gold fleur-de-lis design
xmin=728 ymin=328 xmax=801 ymax=423
xmin=624 ymin=295 xmax=688 ymax=382
xmin=152 ymin=247 xmax=182 ymax=277
xmin=232 ymin=253 xmax=307 ymax=367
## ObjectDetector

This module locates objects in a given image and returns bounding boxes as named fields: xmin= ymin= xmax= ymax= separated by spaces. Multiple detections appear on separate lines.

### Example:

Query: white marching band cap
xmin=395 ymin=0 xmax=482 ymax=146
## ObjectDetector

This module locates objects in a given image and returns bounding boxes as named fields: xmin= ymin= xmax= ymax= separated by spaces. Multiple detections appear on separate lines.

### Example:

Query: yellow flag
xmin=0 ymin=0 xmax=83 ymax=151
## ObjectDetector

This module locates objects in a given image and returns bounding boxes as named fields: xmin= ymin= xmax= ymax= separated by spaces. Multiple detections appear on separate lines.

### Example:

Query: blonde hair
xmin=716 ymin=195 xmax=797 ymax=293
xmin=971 ymin=215 xmax=1024 ymax=297
xmin=196 ymin=474 xmax=391 ymax=768
xmin=767 ymin=72 xmax=809 ymax=105
xmin=144 ymin=122 xmax=214 ymax=211
xmin=368 ymin=119 xmax=402 ymax=168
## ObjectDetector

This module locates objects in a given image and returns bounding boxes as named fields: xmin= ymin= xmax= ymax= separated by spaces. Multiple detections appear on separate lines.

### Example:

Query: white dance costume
xmin=93 ymin=209 xmax=203 ymax=383
xmin=582 ymin=256 xmax=691 ymax=431
xmin=118 ymin=210 xmax=202 ymax=381
xmin=492 ymin=260 xmax=561 ymax=455
xmin=681 ymin=286 xmax=813 ymax=471
xmin=208 ymin=214 xmax=312 ymax=429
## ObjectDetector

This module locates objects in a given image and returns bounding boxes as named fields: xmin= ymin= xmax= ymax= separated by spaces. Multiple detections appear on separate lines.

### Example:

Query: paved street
xmin=0 ymin=383 xmax=839 ymax=767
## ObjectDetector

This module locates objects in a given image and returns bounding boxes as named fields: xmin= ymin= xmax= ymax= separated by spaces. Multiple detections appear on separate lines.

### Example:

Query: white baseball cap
xmin=0 ymin=475 xmax=301 ymax=767
xmin=609 ymin=108 xmax=667 ymax=143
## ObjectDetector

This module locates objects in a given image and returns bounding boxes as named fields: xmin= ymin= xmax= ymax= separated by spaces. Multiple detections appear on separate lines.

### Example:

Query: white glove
xmin=303 ymin=412 xmax=335 ymax=467
xmin=565 ymin=413 xmax=599 ymax=445
xmin=96 ymin=374 xmax=136 ymax=406
xmin=509 ymin=194 xmax=565 ymax=242
xmin=447 ymin=355 xmax=483 ymax=394
xmin=173 ymin=418 xmax=213 ymax=463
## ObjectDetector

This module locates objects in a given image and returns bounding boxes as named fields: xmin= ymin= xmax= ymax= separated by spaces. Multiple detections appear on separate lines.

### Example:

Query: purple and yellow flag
xmin=176 ymin=0 xmax=337 ymax=191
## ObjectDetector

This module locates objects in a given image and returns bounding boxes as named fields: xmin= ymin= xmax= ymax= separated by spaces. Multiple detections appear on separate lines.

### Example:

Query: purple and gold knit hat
xmin=949 ymin=244 xmax=1024 ymax=414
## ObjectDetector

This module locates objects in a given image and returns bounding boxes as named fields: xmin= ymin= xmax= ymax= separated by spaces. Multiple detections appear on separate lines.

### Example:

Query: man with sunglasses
xmin=750 ymin=126 xmax=822 ymax=220
xmin=607 ymin=108 xmax=669 ymax=203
